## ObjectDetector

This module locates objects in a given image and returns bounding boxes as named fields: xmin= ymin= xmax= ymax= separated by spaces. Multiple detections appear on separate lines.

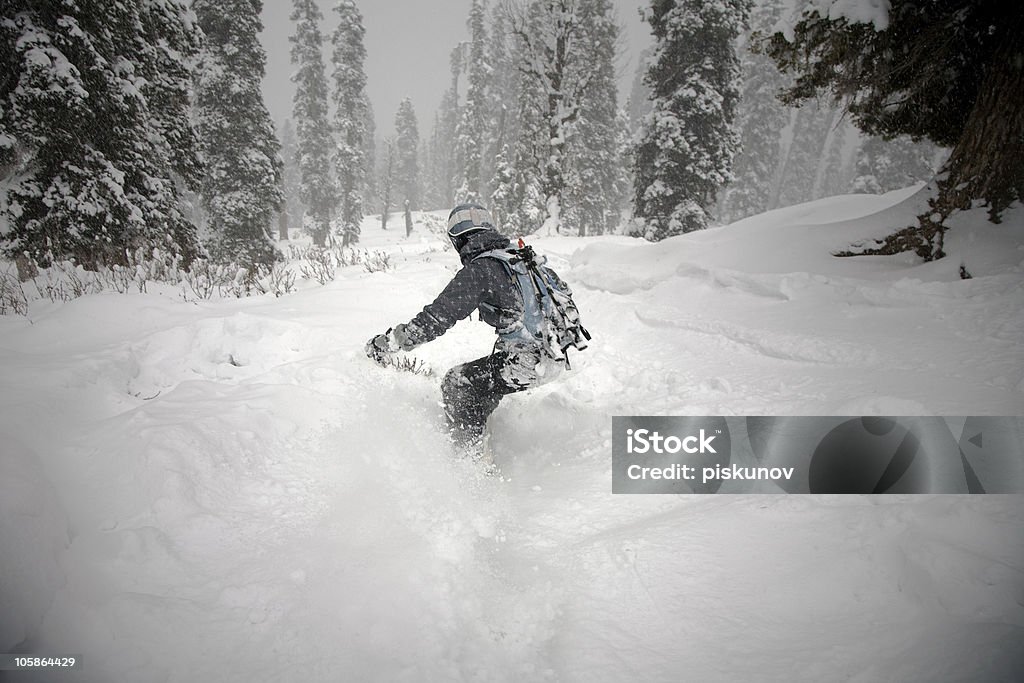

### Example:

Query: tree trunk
xmin=912 ymin=17 xmax=1024 ymax=259
xmin=312 ymin=208 xmax=328 ymax=247
xmin=278 ymin=203 xmax=289 ymax=241
xmin=404 ymin=200 xmax=413 ymax=237
xmin=937 ymin=18 xmax=1024 ymax=222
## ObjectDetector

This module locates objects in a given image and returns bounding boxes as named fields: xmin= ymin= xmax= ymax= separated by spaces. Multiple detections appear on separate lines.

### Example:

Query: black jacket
xmin=397 ymin=230 xmax=521 ymax=349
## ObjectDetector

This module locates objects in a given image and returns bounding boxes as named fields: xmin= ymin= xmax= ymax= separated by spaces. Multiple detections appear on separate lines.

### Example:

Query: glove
xmin=365 ymin=328 xmax=399 ymax=365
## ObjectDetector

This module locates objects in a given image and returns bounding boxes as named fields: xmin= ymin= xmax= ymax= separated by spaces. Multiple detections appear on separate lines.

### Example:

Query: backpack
xmin=475 ymin=240 xmax=591 ymax=369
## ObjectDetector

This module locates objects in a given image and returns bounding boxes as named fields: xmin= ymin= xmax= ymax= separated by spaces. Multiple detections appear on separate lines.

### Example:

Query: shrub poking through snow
xmin=265 ymin=264 xmax=298 ymax=297
xmin=0 ymin=269 xmax=28 ymax=315
xmin=380 ymin=354 xmax=432 ymax=377
xmin=297 ymin=246 xmax=339 ymax=283
xmin=363 ymin=251 xmax=392 ymax=273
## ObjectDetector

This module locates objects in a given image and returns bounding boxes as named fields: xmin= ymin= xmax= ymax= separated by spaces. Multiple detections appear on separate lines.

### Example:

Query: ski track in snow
xmin=1 ymin=194 xmax=1023 ymax=682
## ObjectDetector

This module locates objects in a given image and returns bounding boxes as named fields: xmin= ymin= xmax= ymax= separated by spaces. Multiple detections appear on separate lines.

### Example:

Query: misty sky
xmin=259 ymin=0 xmax=652 ymax=136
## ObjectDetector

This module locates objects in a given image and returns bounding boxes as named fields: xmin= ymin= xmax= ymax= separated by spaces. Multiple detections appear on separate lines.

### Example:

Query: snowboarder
xmin=365 ymin=203 xmax=575 ymax=460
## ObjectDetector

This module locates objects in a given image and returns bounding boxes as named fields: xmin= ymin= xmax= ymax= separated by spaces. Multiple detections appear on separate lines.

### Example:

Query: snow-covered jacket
xmin=395 ymin=230 xmax=523 ymax=350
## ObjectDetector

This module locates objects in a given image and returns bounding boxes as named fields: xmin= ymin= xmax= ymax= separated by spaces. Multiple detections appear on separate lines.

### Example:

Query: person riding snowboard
xmin=365 ymin=203 xmax=588 ymax=462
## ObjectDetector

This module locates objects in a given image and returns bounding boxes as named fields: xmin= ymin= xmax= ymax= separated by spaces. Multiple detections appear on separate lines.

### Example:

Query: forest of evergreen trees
xmin=1 ymin=0 xmax=1015 ymax=276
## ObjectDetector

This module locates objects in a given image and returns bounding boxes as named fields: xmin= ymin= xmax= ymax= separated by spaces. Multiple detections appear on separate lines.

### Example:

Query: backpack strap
xmin=471 ymin=248 xmax=517 ymax=265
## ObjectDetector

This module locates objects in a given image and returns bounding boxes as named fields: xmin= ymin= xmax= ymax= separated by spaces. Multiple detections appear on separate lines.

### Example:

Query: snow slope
xmin=1 ymin=191 xmax=1022 ymax=682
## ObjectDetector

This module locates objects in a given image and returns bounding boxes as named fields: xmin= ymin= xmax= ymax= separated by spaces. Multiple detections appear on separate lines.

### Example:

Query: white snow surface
xmin=1 ymin=190 xmax=1023 ymax=682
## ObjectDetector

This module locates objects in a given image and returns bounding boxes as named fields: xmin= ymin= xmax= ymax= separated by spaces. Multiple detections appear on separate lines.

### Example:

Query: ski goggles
xmin=446 ymin=205 xmax=494 ymax=243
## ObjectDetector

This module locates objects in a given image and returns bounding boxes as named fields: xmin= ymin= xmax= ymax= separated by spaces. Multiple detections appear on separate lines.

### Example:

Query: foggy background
xmin=259 ymin=0 xmax=652 ymax=129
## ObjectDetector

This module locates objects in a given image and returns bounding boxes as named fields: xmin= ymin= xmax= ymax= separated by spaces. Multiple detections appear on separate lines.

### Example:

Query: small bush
xmin=0 ymin=270 xmax=28 ymax=315
xmin=265 ymin=264 xmax=297 ymax=297
xmin=299 ymin=246 xmax=338 ymax=284
xmin=381 ymin=355 xmax=433 ymax=377
xmin=363 ymin=250 xmax=392 ymax=273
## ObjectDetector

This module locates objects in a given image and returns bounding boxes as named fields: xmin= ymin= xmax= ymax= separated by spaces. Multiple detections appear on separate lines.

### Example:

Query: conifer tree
xmin=508 ymin=0 xmax=604 ymax=234
xmin=378 ymin=136 xmax=396 ymax=230
xmin=420 ymin=137 xmax=442 ymax=211
xmin=139 ymin=0 xmax=204 ymax=189
xmin=627 ymin=47 xmax=655 ymax=134
xmin=1 ymin=0 xmax=203 ymax=267
xmin=485 ymin=3 xmax=517 ymax=196
xmin=454 ymin=0 xmax=489 ymax=203
xmin=633 ymin=0 xmax=751 ymax=241
xmin=279 ymin=119 xmax=304 ymax=240
xmin=362 ymin=103 xmax=377 ymax=211
xmin=289 ymin=0 xmax=334 ymax=246
xmin=490 ymin=144 xmax=518 ymax=232
xmin=563 ymin=0 xmax=626 ymax=236
xmin=489 ymin=3 xmax=548 ymax=236
xmin=195 ymin=0 xmax=283 ymax=271
xmin=393 ymin=98 xmax=421 ymax=210
xmin=717 ymin=0 xmax=790 ymax=223
xmin=430 ymin=46 xmax=465 ymax=208
xmin=330 ymin=0 xmax=370 ymax=247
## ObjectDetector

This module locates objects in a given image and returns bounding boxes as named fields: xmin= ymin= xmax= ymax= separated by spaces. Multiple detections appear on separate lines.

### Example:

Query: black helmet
xmin=446 ymin=204 xmax=494 ymax=251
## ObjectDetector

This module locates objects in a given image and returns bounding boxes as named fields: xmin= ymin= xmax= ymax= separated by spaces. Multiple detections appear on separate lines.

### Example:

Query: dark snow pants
xmin=441 ymin=351 xmax=527 ymax=448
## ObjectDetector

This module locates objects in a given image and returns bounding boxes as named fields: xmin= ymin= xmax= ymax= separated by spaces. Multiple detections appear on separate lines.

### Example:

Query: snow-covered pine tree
xmin=195 ymin=0 xmax=283 ymax=271
xmin=419 ymin=137 xmax=442 ymax=211
xmin=489 ymin=144 xmax=518 ymax=232
xmin=495 ymin=132 xmax=547 ymax=237
xmin=378 ymin=136 xmax=396 ymax=230
xmin=289 ymin=0 xmax=334 ymax=247
xmin=454 ymin=0 xmax=489 ymax=204
xmin=507 ymin=0 xmax=603 ymax=235
xmin=490 ymin=3 xmax=548 ymax=236
xmin=362 ymin=103 xmax=377 ymax=213
xmin=633 ymin=0 xmax=751 ymax=241
xmin=330 ymin=0 xmax=370 ymax=247
xmin=393 ymin=98 xmax=421 ymax=211
xmin=278 ymin=119 xmax=304 ymax=240
xmin=484 ymin=2 xmax=517 ymax=200
xmin=425 ymin=113 xmax=447 ymax=210
xmin=717 ymin=0 xmax=790 ymax=224
xmin=1 ymin=0 xmax=203 ymax=267
xmin=627 ymin=47 xmax=654 ymax=135
xmin=138 ymin=0 xmax=204 ymax=191
xmin=563 ymin=0 xmax=627 ymax=236
xmin=430 ymin=46 xmax=465 ymax=208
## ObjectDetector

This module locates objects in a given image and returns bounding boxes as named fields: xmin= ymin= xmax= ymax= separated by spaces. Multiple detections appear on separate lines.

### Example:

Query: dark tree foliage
xmin=762 ymin=1 xmax=1024 ymax=260
xmin=331 ymin=0 xmax=370 ymax=247
xmin=0 ymin=0 xmax=203 ymax=267
xmin=394 ymin=98 xmax=420 ymax=210
xmin=195 ymin=0 xmax=283 ymax=272
xmin=289 ymin=0 xmax=334 ymax=247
